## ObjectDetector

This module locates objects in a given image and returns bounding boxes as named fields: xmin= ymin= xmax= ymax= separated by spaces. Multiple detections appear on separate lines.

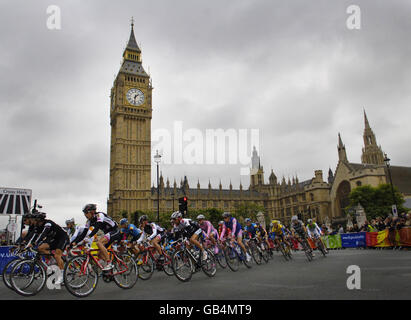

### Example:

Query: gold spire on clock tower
xmin=108 ymin=21 xmax=153 ymax=220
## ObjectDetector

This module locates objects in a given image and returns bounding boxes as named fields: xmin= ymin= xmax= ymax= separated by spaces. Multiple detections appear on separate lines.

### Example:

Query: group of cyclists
xmin=15 ymin=203 xmax=328 ymax=289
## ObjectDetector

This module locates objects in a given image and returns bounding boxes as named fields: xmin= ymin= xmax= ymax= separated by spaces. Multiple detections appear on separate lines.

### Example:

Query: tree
xmin=348 ymin=184 xmax=406 ymax=220
xmin=234 ymin=202 xmax=266 ymax=224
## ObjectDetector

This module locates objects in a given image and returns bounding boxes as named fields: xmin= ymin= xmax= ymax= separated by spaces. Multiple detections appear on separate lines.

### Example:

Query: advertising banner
xmin=340 ymin=232 xmax=366 ymax=248
xmin=0 ymin=246 xmax=35 ymax=274
xmin=399 ymin=227 xmax=411 ymax=246
xmin=322 ymin=234 xmax=342 ymax=249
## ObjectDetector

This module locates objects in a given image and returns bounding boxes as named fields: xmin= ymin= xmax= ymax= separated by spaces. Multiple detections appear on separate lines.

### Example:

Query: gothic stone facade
xmin=108 ymin=25 xmax=411 ymax=223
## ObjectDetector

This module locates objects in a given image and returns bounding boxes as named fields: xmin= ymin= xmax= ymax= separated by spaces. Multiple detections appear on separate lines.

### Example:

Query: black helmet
xmin=23 ymin=213 xmax=33 ymax=220
xmin=139 ymin=215 xmax=148 ymax=224
xmin=82 ymin=204 xmax=97 ymax=213
xmin=33 ymin=212 xmax=46 ymax=220
xmin=222 ymin=212 xmax=231 ymax=218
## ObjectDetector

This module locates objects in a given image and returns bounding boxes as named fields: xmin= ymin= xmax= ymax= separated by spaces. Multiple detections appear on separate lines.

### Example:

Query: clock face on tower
xmin=126 ymin=88 xmax=145 ymax=106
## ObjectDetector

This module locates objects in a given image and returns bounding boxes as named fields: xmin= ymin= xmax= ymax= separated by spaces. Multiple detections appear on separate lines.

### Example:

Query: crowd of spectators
xmin=321 ymin=212 xmax=411 ymax=235
xmin=317 ymin=212 xmax=411 ymax=249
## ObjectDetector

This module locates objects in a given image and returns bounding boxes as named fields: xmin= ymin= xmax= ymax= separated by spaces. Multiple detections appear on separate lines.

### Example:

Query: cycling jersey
xmin=137 ymin=222 xmax=165 ymax=243
xmin=220 ymin=217 xmax=242 ymax=240
xmin=34 ymin=219 xmax=69 ymax=251
xmin=291 ymin=220 xmax=306 ymax=236
xmin=271 ymin=223 xmax=285 ymax=235
xmin=306 ymin=223 xmax=322 ymax=238
xmin=121 ymin=224 xmax=142 ymax=242
xmin=172 ymin=219 xmax=202 ymax=239
xmin=199 ymin=220 xmax=217 ymax=239
xmin=70 ymin=225 xmax=93 ymax=246
xmin=75 ymin=212 xmax=118 ymax=244
xmin=244 ymin=223 xmax=259 ymax=238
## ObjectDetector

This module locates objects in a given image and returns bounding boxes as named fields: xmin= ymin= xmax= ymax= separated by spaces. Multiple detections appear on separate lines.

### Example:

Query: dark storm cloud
xmin=1 ymin=0 xmax=410 ymax=226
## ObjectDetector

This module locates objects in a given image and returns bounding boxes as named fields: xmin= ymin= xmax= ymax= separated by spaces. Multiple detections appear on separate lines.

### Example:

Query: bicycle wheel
xmin=113 ymin=253 xmax=138 ymax=289
xmin=172 ymin=250 xmax=193 ymax=282
xmin=10 ymin=259 xmax=46 ymax=297
xmin=223 ymin=245 xmax=239 ymax=272
xmin=137 ymin=251 xmax=154 ymax=280
xmin=64 ymin=256 xmax=98 ymax=298
xmin=215 ymin=244 xmax=227 ymax=269
xmin=279 ymin=242 xmax=289 ymax=261
xmin=260 ymin=243 xmax=269 ymax=263
xmin=249 ymin=243 xmax=262 ymax=265
xmin=302 ymin=241 xmax=313 ymax=262
xmin=286 ymin=244 xmax=293 ymax=260
xmin=162 ymin=253 xmax=174 ymax=276
xmin=318 ymin=240 xmax=327 ymax=257
xmin=201 ymin=250 xmax=217 ymax=277
xmin=2 ymin=258 xmax=21 ymax=291
xmin=241 ymin=247 xmax=252 ymax=269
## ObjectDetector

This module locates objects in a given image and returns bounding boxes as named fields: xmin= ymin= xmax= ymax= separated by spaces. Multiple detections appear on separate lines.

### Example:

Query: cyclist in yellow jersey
xmin=270 ymin=220 xmax=291 ymax=248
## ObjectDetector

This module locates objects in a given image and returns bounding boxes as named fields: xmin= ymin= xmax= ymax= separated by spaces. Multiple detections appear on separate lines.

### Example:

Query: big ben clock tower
xmin=108 ymin=21 xmax=153 ymax=220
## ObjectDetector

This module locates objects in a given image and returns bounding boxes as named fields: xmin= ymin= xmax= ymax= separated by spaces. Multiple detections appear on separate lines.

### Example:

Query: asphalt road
xmin=1 ymin=249 xmax=410 ymax=300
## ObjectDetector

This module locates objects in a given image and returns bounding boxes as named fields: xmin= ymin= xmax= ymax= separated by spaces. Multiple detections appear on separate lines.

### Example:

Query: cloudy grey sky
xmin=1 ymin=0 xmax=411 ymax=228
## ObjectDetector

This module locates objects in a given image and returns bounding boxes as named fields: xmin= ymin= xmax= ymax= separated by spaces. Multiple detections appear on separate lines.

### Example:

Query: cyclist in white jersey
xmin=137 ymin=215 xmax=165 ymax=257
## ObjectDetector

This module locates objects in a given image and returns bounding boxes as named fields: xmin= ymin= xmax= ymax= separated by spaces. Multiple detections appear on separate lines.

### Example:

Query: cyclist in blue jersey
xmin=243 ymin=218 xmax=258 ymax=238
xmin=119 ymin=218 xmax=142 ymax=256
xmin=220 ymin=212 xmax=251 ymax=262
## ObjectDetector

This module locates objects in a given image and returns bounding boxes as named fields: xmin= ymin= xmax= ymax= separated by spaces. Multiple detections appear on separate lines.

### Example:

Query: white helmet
xmin=171 ymin=211 xmax=182 ymax=219
xmin=196 ymin=214 xmax=206 ymax=220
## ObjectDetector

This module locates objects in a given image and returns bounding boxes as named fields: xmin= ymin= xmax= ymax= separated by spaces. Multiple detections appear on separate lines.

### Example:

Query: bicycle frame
xmin=77 ymin=247 xmax=129 ymax=276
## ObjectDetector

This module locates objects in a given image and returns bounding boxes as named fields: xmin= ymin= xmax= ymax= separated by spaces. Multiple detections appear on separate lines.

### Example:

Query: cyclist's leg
xmin=38 ymin=243 xmax=51 ymax=255
xmin=189 ymin=232 xmax=204 ymax=252
xmin=236 ymin=231 xmax=248 ymax=254
xmin=151 ymin=236 xmax=162 ymax=255
xmin=209 ymin=232 xmax=217 ymax=247
xmin=97 ymin=235 xmax=111 ymax=263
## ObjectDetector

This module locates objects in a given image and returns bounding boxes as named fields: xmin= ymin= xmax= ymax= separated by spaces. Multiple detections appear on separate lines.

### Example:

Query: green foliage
xmin=234 ymin=202 xmax=266 ymax=224
xmin=120 ymin=210 xmax=128 ymax=219
xmin=348 ymin=184 xmax=406 ymax=220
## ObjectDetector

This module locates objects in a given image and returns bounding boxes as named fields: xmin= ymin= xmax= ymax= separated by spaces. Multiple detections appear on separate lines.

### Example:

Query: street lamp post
xmin=154 ymin=150 xmax=162 ymax=223
xmin=384 ymin=153 xmax=397 ymax=215
xmin=171 ymin=192 xmax=175 ymax=211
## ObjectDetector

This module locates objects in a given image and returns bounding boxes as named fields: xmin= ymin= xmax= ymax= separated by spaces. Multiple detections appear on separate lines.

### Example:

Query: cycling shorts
xmin=47 ymin=234 xmax=69 ymax=251
xmin=104 ymin=229 xmax=123 ymax=248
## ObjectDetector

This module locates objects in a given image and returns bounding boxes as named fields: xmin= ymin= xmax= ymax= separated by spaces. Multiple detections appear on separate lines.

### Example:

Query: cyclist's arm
xmin=219 ymin=224 xmax=227 ymax=241
xmin=71 ymin=227 xmax=89 ymax=245
xmin=147 ymin=224 xmax=158 ymax=241
xmin=33 ymin=223 xmax=52 ymax=246
xmin=231 ymin=219 xmax=237 ymax=237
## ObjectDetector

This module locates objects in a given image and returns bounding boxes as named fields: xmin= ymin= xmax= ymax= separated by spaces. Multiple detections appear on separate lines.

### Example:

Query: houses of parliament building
xmin=107 ymin=23 xmax=411 ymax=224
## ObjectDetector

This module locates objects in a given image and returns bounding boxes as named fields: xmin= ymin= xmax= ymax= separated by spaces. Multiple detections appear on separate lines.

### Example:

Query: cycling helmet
xmin=307 ymin=219 xmax=313 ymax=224
xmin=139 ymin=215 xmax=148 ymax=224
xmin=82 ymin=203 xmax=97 ymax=213
xmin=222 ymin=212 xmax=231 ymax=218
xmin=196 ymin=214 xmax=206 ymax=220
xmin=171 ymin=211 xmax=182 ymax=220
xmin=291 ymin=216 xmax=298 ymax=221
xmin=119 ymin=218 xmax=128 ymax=225
xmin=218 ymin=221 xmax=224 ymax=226
xmin=65 ymin=218 xmax=75 ymax=225
xmin=245 ymin=218 xmax=251 ymax=223
xmin=33 ymin=212 xmax=46 ymax=220
xmin=272 ymin=220 xmax=279 ymax=225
